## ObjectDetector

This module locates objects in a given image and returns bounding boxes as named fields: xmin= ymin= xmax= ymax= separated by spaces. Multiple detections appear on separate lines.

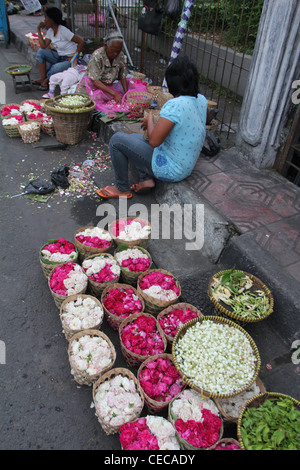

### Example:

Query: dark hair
xmin=45 ymin=7 xmax=67 ymax=27
xmin=165 ymin=56 xmax=199 ymax=97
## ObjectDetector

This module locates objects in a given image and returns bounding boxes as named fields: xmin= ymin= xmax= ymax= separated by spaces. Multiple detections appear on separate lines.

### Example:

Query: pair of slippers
xmin=32 ymin=80 xmax=48 ymax=91
xmin=97 ymin=184 xmax=153 ymax=199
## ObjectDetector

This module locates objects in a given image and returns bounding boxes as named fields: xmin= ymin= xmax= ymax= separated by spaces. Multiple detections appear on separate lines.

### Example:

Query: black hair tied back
xmin=45 ymin=7 xmax=67 ymax=27
xmin=165 ymin=56 xmax=199 ymax=98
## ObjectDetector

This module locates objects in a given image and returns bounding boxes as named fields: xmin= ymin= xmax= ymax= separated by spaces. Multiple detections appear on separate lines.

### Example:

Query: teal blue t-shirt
xmin=151 ymin=94 xmax=207 ymax=182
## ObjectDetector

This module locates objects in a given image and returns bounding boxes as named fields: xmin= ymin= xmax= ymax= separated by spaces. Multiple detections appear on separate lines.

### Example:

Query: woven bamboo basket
xmin=101 ymin=283 xmax=145 ymax=330
xmin=82 ymin=253 xmax=120 ymax=297
xmin=92 ymin=367 xmax=144 ymax=435
xmin=108 ymin=217 xmax=151 ymax=249
xmin=214 ymin=377 xmax=266 ymax=424
xmin=168 ymin=391 xmax=224 ymax=450
xmin=74 ymin=225 xmax=113 ymax=262
xmin=1 ymin=103 xmax=21 ymax=120
xmin=137 ymin=353 xmax=186 ymax=414
xmin=214 ymin=438 xmax=241 ymax=450
xmin=2 ymin=119 xmax=22 ymax=137
xmin=156 ymin=91 xmax=174 ymax=109
xmin=59 ymin=294 xmax=104 ymax=341
xmin=157 ymin=302 xmax=203 ymax=349
xmin=39 ymin=239 xmax=79 ymax=279
xmin=172 ymin=316 xmax=261 ymax=400
xmin=143 ymin=109 xmax=160 ymax=140
xmin=237 ymin=392 xmax=300 ymax=450
xmin=119 ymin=312 xmax=167 ymax=367
xmin=41 ymin=117 xmax=56 ymax=136
xmin=68 ymin=329 xmax=116 ymax=385
xmin=114 ymin=244 xmax=152 ymax=285
xmin=130 ymin=71 xmax=146 ymax=81
xmin=147 ymin=85 xmax=163 ymax=102
xmin=208 ymin=269 xmax=274 ymax=325
xmin=137 ymin=269 xmax=181 ymax=316
xmin=18 ymin=120 xmax=41 ymax=143
xmin=125 ymin=91 xmax=153 ymax=118
xmin=43 ymin=98 xmax=96 ymax=145
xmin=48 ymin=264 xmax=88 ymax=309
xmin=207 ymin=99 xmax=218 ymax=109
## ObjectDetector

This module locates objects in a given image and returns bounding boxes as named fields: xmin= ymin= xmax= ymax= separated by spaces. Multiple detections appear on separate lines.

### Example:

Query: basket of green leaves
xmin=207 ymin=267 xmax=274 ymax=324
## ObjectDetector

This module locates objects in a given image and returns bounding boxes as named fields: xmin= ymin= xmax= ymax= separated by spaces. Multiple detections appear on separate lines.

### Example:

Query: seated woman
xmin=98 ymin=56 xmax=209 ymax=199
xmin=33 ymin=7 xmax=84 ymax=91
xmin=76 ymin=31 xmax=146 ymax=113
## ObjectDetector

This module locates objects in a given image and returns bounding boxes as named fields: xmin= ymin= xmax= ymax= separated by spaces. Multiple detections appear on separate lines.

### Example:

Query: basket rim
xmin=157 ymin=302 xmax=203 ymax=342
xmin=54 ymin=93 xmax=92 ymax=109
xmin=74 ymin=225 xmax=113 ymax=253
xmin=44 ymin=98 xmax=96 ymax=114
xmin=5 ymin=64 xmax=32 ymax=75
xmin=207 ymin=269 xmax=274 ymax=323
xmin=171 ymin=315 xmax=261 ymax=399
xmin=108 ymin=217 xmax=151 ymax=240
xmin=236 ymin=392 xmax=300 ymax=450
xmin=39 ymin=239 xmax=78 ymax=265
xmin=114 ymin=244 xmax=152 ymax=272
xmin=137 ymin=268 xmax=181 ymax=307
xmin=101 ymin=282 xmax=145 ymax=320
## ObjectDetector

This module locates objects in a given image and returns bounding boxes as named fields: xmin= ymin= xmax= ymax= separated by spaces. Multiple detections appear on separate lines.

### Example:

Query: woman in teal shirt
xmin=98 ymin=56 xmax=208 ymax=199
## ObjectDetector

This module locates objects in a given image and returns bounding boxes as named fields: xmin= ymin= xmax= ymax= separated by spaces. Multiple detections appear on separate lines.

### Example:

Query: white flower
xmin=77 ymin=227 xmax=112 ymax=241
xmin=116 ymin=221 xmax=151 ymax=241
xmin=115 ymin=248 xmax=149 ymax=265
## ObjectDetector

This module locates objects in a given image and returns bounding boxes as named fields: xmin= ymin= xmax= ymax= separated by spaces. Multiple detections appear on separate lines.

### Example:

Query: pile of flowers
xmin=138 ymin=356 xmax=185 ymax=403
xmin=69 ymin=333 xmax=114 ymax=380
xmin=2 ymin=115 xmax=24 ymax=126
xmin=82 ymin=255 xmax=120 ymax=284
xmin=57 ymin=95 xmax=89 ymax=107
xmin=20 ymin=101 xmax=43 ymax=114
xmin=103 ymin=286 xmax=143 ymax=318
xmin=170 ymin=389 xmax=222 ymax=449
xmin=120 ymin=416 xmax=180 ymax=450
xmin=159 ymin=306 xmax=199 ymax=339
xmin=60 ymin=296 xmax=104 ymax=333
xmin=216 ymin=381 xmax=261 ymax=419
xmin=27 ymin=110 xmax=47 ymax=120
xmin=19 ymin=122 xmax=40 ymax=131
xmin=115 ymin=246 xmax=151 ymax=273
xmin=139 ymin=271 xmax=180 ymax=302
xmin=102 ymin=99 xmax=130 ymax=113
xmin=174 ymin=319 xmax=258 ymax=395
xmin=121 ymin=315 xmax=165 ymax=356
xmin=41 ymin=238 xmax=77 ymax=263
xmin=1 ymin=104 xmax=21 ymax=117
xmin=49 ymin=262 xmax=88 ymax=297
xmin=75 ymin=227 xmax=112 ymax=250
xmin=111 ymin=219 xmax=151 ymax=242
xmin=93 ymin=374 xmax=143 ymax=430
xmin=215 ymin=440 xmax=240 ymax=450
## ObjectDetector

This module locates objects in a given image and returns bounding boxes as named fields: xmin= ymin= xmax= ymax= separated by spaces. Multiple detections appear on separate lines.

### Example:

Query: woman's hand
xmin=141 ymin=111 xmax=152 ymax=130
xmin=113 ymin=91 xmax=123 ymax=104
xmin=37 ymin=21 xmax=45 ymax=31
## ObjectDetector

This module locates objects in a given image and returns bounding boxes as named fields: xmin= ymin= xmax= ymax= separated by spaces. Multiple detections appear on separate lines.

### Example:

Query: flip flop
xmin=38 ymin=85 xmax=48 ymax=91
xmin=97 ymin=187 xmax=133 ymax=199
xmin=32 ymin=80 xmax=44 ymax=85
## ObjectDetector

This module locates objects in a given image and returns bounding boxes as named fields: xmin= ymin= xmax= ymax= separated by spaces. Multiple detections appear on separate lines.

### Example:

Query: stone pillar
xmin=235 ymin=0 xmax=300 ymax=169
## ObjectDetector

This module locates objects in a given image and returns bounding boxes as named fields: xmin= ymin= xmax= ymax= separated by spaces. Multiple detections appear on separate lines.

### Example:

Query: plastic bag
xmin=138 ymin=0 xmax=164 ymax=35
xmin=201 ymin=130 xmax=221 ymax=157
xmin=24 ymin=180 xmax=56 ymax=195
xmin=165 ymin=0 xmax=181 ymax=19
xmin=51 ymin=166 xmax=70 ymax=189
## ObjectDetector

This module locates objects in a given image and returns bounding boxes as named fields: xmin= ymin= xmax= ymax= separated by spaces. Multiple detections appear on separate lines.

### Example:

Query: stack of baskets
xmin=125 ymin=91 xmax=153 ymax=119
xmin=43 ymin=94 xmax=95 ymax=145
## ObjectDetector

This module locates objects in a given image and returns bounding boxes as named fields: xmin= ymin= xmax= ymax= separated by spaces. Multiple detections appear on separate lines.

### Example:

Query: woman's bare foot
xmin=131 ymin=179 xmax=155 ymax=193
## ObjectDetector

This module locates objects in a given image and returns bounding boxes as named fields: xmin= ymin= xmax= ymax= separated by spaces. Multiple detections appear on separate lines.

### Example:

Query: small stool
xmin=5 ymin=65 xmax=33 ymax=94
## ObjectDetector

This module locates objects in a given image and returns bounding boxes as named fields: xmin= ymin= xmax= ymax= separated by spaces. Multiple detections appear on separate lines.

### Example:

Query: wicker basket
xmin=108 ymin=217 xmax=151 ymax=249
xmin=157 ymin=302 xmax=203 ymax=349
xmin=48 ymin=264 xmax=88 ymax=309
xmin=207 ymin=99 xmax=218 ymax=109
xmin=18 ymin=120 xmax=41 ymax=143
xmin=143 ymin=109 xmax=160 ymax=140
xmin=1 ymin=103 xmax=21 ymax=120
xmin=171 ymin=316 xmax=261 ymax=399
xmin=74 ymin=225 xmax=113 ymax=262
xmin=82 ymin=253 xmax=120 ymax=297
xmin=114 ymin=244 xmax=152 ymax=285
xmin=137 ymin=353 xmax=186 ymax=414
xmin=214 ymin=438 xmax=241 ymax=450
xmin=168 ymin=391 xmax=224 ymax=450
xmin=101 ymin=283 xmax=145 ymax=330
xmin=2 ymin=119 xmax=22 ymax=138
xmin=156 ymin=91 xmax=174 ymax=109
xmin=68 ymin=329 xmax=116 ymax=385
xmin=59 ymin=294 xmax=104 ymax=341
xmin=147 ymin=85 xmax=163 ymax=102
xmin=39 ymin=239 xmax=79 ymax=279
xmin=125 ymin=91 xmax=153 ymax=118
xmin=119 ymin=312 xmax=167 ymax=367
xmin=137 ymin=269 xmax=181 ymax=316
xmin=41 ymin=117 xmax=56 ymax=136
xmin=208 ymin=269 xmax=274 ymax=325
xmin=214 ymin=377 xmax=266 ymax=424
xmin=43 ymin=98 xmax=96 ymax=145
xmin=237 ymin=392 xmax=300 ymax=450
xmin=92 ymin=367 xmax=144 ymax=435
xmin=130 ymin=71 xmax=146 ymax=81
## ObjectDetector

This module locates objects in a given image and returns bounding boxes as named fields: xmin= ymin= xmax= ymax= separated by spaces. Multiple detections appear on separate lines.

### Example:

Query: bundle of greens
xmin=210 ymin=267 xmax=270 ymax=320
xmin=240 ymin=396 xmax=300 ymax=450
